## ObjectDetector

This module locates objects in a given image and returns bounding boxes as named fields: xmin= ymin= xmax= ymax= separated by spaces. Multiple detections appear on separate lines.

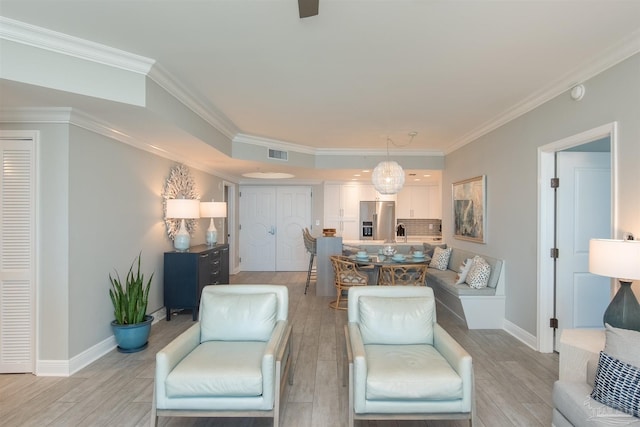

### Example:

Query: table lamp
xmin=200 ymin=201 xmax=227 ymax=246
xmin=166 ymin=199 xmax=200 ymax=251
xmin=589 ymin=238 xmax=640 ymax=331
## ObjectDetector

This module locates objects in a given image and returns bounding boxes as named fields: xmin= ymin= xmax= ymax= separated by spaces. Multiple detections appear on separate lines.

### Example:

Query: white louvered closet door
xmin=0 ymin=137 xmax=35 ymax=373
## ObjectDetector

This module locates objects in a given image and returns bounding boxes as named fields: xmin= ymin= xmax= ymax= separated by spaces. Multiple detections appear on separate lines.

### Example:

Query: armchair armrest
xmin=155 ymin=322 xmax=201 ymax=406
xmin=433 ymin=323 xmax=473 ymax=411
xmin=347 ymin=322 xmax=367 ymax=412
xmin=261 ymin=320 xmax=289 ymax=407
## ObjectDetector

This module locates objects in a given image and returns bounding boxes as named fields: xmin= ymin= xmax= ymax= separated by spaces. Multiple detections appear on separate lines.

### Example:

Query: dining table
xmin=349 ymin=253 xmax=431 ymax=285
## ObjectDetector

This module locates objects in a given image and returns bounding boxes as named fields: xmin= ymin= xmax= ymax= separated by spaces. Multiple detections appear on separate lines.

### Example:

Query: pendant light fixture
xmin=372 ymin=132 xmax=416 ymax=195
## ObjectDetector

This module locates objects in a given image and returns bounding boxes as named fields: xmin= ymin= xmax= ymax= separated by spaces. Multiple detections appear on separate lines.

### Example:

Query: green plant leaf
xmin=108 ymin=252 xmax=153 ymax=325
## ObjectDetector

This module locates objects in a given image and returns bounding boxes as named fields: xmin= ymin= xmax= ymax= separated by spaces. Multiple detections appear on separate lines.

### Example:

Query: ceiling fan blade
xmin=299 ymin=0 xmax=319 ymax=18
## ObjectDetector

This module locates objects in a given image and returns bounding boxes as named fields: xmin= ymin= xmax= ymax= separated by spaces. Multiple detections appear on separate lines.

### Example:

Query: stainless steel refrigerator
xmin=359 ymin=201 xmax=396 ymax=241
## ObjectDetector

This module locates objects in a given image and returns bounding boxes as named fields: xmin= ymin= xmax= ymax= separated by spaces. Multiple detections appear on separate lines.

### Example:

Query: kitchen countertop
xmin=344 ymin=236 xmax=444 ymax=246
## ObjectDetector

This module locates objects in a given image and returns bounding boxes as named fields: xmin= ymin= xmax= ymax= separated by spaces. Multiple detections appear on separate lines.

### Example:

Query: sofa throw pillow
xmin=466 ymin=256 xmax=491 ymax=289
xmin=591 ymin=351 xmax=640 ymax=418
xmin=200 ymin=292 xmax=277 ymax=343
xmin=604 ymin=323 xmax=640 ymax=367
xmin=455 ymin=258 xmax=474 ymax=285
xmin=358 ymin=296 xmax=434 ymax=345
xmin=429 ymin=247 xmax=452 ymax=271
xmin=423 ymin=243 xmax=447 ymax=258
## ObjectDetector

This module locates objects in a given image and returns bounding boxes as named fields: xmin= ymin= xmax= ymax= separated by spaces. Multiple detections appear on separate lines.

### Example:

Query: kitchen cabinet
xmin=426 ymin=184 xmax=442 ymax=219
xmin=324 ymin=184 xmax=360 ymax=239
xmin=359 ymin=184 xmax=397 ymax=202
xmin=163 ymin=244 xmax=229 ymax=321
xmin=324 ymin=183 xmax=400 ymax=239
xmin=397 ymin=184 xmax=441 ymax=219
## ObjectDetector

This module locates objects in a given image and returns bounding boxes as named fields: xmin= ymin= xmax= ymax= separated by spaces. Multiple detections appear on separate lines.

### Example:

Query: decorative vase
xmin=111 ymin=315 xmax=153 ymax=353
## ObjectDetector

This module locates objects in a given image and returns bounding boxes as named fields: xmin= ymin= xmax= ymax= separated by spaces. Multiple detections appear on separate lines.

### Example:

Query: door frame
xmin=537 ymin=122 xmax=618 ymax=352
xmin=223 ymin=181 xmax=237 ymax=274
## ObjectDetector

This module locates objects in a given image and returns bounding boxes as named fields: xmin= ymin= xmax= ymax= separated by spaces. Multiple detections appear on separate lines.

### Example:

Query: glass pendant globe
xmin=372 ymin=160 xmax=405 ymax=195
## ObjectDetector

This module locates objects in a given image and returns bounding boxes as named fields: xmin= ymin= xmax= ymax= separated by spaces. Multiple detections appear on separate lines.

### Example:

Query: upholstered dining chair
xmin=151 ymin=285 xmax=293 ymax=427
xmin=345 ymin=286 xmax=476 ymax=426
xmin=329 ymin=255 xmax=368 ymax=310
xmin=379 ymin=263 xmax=428 ymax=286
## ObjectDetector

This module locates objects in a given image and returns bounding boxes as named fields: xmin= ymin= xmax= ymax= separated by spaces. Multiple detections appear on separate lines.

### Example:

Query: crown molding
xmin=147 ymin=64 xmax=239 ymax=140
xmin=1 ymin=17 xmax=238 ymax=142
xmin=0 ymin=16 xmax=154 ymax=74
xmin=0 ymin=107 xmax=240 ymax=181
xmin=233 ymin=133 xmax=317 ymax=155
xmin=234 ymin=133 xmax=444 ymax=157
xmin=447 ymin=28 xmax=640 ymax=154
xmin=316 ymin=147 xmax=444 ymax=157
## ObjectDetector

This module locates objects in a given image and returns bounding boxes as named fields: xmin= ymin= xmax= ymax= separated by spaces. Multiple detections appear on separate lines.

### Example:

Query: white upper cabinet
xmin=323 ymin=183 xmax=397 ymax=240
xmin=397 ymin=184 xmax=441 ymax=219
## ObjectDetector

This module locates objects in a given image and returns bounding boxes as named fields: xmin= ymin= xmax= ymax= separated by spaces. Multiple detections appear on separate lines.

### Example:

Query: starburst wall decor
xmin=162 ymin=164 xmax=199 ymax=240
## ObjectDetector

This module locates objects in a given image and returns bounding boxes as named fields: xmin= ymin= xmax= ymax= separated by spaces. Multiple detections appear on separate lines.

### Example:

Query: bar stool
xmin=303 ymin=228 xmax=317 ymax=294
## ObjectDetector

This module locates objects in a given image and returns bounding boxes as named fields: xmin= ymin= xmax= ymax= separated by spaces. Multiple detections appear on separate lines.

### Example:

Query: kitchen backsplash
xmin=396 ymin=218 xmax=442 ymax=236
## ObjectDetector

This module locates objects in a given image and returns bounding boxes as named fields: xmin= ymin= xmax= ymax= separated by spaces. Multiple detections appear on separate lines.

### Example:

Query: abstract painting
xmin=452 ymin=175 xmax=486 ymax=243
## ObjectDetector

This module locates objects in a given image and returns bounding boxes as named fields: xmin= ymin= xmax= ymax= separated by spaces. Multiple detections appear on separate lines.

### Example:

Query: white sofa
xmin=553 ymin=328 xmax=640 ymax=426
xmin=425 ymin=246 xmax=505 ymax=329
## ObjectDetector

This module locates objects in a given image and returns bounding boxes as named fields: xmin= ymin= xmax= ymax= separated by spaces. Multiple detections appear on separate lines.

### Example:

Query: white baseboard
xmin=36 ymin=307 xmax=166 ymax=377
xmin=504 ymin=318 xmax=538 ymax=350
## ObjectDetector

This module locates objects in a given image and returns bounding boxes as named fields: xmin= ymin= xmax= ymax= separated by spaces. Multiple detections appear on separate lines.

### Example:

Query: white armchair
xmin=345 ymin=286 xmax=475 ymax=426
xmin=151 ymin=285 xmax=293 ymax=426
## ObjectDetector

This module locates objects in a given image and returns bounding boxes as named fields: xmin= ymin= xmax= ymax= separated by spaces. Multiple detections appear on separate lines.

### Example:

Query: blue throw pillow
xmin=591 ymin=351 xmax=640 ymax=418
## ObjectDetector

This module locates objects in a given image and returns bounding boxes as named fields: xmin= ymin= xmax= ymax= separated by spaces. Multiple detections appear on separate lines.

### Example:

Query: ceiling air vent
xmin=268 ymin=148 xmax=288 ymax=161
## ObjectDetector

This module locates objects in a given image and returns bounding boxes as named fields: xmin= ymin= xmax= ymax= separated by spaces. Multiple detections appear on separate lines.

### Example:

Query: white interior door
xmin=239 ymin=186 xmax=277 ymax=271
xmin=276 ymin=187 xmax=311 ymax=271
xmin=555 ymin=151 xmax=611 ymax=349
xmin=239 ymin=186 xmax=311 ymax=271
xmin=0 ymin=136 xmax=35 ymax=373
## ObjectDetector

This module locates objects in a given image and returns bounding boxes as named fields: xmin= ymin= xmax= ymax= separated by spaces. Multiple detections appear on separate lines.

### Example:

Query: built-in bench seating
xmin=425 ymin=246 xmax=505 ymax=329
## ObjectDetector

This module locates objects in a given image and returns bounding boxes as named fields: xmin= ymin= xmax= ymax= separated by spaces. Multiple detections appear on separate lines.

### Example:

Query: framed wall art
xmin=452 ymin=175 xmax=486 ymax=243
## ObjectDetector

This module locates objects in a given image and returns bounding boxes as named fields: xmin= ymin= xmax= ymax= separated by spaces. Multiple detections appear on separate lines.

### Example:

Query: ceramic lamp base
xmin=206 ymin=218 xmax=218 ymax=246
xmin=603 ymin=281 xmax=640 ymax=332
xmin=174 ymin=219 xmax=190 ymax=251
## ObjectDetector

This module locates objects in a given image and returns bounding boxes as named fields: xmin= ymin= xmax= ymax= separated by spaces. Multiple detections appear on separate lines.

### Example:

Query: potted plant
xmin=109 ymin=253 xmax=154 ymax=353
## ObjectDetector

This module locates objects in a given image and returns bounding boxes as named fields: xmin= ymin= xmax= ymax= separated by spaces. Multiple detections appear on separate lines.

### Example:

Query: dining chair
xmin=379 ymin=263 xmax=428 ymax=286
xmin=329 ymin=255 xmax=368 ymax=310
xmin=302 ymin=228 xmax=317 ymax=294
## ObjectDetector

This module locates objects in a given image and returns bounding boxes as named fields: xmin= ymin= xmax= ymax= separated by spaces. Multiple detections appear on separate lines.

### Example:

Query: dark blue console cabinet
xmin=163 ymin=244 xmax=229 ymax=320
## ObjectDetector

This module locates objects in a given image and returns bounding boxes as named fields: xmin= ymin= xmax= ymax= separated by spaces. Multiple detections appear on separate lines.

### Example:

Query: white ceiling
xmin=1 ymin=1 xmax=639 ymax=183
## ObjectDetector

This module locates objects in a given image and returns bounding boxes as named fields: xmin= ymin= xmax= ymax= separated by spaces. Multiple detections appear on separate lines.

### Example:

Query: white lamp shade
xmin=589 ymin=239 xmax=640 ymax=281
xmin=372 ymin=160 xmax=405 ymax=195
xmin=166 ymin=199 xmax=200 ymax=219
xmin=200 ymin=201 xmax=227 ymax=218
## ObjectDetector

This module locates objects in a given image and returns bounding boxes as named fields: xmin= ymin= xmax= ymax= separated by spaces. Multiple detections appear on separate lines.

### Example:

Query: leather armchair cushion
xmin=200 ymin=292 xmax=277 ymax=342
xmin=358 ymin=296 xmax=433 ymax=345
xmin=365 ymin=344 xmax=463 ymax=400
xmin=166 ymin=341 xmax=266 ymax=398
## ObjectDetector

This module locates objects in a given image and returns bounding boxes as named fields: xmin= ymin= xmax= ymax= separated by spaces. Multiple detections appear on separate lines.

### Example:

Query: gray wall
xmin=443 ymin=53 xmax=640 ymax=336
xmin=2 ymin=121 xmax=228 ymax=360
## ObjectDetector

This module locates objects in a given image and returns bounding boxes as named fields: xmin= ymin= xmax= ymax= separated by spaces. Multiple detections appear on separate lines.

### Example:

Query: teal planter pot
xmin=111 ymin=315 xmax=153 ymax=353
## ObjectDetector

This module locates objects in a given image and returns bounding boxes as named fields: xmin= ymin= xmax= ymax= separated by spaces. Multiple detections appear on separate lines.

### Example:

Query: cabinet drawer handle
xmin=200 ymin=254 xmax=209 ymax=259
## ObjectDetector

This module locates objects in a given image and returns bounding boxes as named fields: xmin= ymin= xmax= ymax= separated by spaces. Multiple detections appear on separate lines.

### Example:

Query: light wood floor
xmin=0 ymin=272 xmax=558 ymax=426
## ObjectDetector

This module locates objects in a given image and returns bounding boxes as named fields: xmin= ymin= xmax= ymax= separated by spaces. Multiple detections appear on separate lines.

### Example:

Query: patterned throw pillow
xmin=429 ymin=247 xmax=452 ymax=271
xmin=591 ymin=351 xmax=640 ymax=418
xmin=466 ymin=256 xmax=491 ymax=288
xmin=455 ymin=258 xmax=474 ymax=285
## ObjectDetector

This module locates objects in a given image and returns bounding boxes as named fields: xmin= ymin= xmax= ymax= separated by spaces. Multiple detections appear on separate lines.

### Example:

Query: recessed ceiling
xmin=1 ymin=1 xmax=639 ymax=183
